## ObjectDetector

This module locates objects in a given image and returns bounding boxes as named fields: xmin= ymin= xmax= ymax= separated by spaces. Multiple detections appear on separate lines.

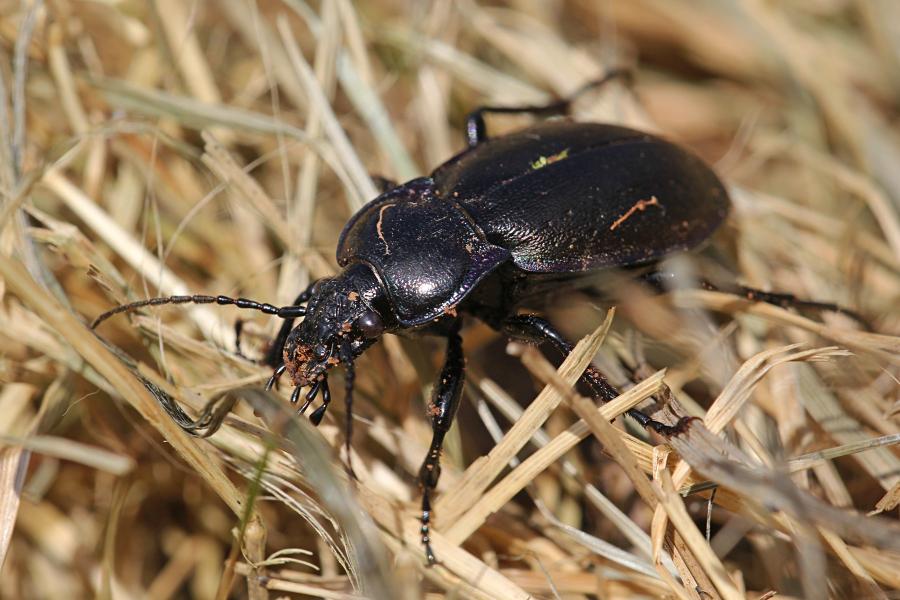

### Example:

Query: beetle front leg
xmin=502 ymin=314 xmax=690 ymax=436
xmin=418 ymin=319 xmax=465 ymax=565
xmin=263 ymin=280 xmax=319 ymax=367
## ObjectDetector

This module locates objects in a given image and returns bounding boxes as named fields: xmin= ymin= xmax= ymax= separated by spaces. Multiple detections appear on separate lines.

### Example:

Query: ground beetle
xmin=93 ymin=73 xmax=863 ymax=565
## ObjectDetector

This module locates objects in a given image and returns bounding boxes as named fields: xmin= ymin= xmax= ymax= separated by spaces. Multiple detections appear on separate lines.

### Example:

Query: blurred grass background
xmin=1 ymin=1 xmax=899 ymax=598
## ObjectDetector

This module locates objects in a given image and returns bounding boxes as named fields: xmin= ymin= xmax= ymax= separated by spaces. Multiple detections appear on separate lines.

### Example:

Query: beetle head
xmin=282 ymin=264 xmax=387 ymax=387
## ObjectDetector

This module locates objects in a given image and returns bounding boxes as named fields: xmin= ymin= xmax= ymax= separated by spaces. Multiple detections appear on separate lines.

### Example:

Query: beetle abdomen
xmin=436 ymin=121 xmax=729 ymax=273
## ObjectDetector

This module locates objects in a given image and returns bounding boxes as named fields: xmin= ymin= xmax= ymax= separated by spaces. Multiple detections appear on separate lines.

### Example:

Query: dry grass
xmin=1 ymin=1 xmax=899 ymax=598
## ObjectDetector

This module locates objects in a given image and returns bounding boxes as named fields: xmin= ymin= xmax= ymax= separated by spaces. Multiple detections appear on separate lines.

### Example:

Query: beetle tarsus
xmin=643 ymin=415 xmax=696 ymax=437
xmin=737 ymin=285 xmax=871 ymax=330
xmin=701 ymin=278 xmax=871 ymax=330
xmin=421 ymin=491 xmax=437 ymax=566
xmin=640 ymin=271 xmax=871 ymax=330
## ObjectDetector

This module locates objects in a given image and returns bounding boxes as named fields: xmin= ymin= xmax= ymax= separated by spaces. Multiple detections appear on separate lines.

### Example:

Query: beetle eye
xmin=356 ymin=310 xmax=384 ymax=338
xmin=312 ymin=344 xmax=329 ymax=360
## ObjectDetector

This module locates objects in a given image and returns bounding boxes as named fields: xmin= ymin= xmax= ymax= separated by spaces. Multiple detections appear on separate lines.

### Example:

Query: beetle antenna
xmin=91 ymin=294 xmax=307 ymax=329
xmin=340 ymin=340 xmax=357 ymax=479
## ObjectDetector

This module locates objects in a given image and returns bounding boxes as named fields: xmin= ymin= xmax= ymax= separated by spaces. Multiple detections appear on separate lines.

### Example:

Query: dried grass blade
xmin=872 ymin=481 xmax=900 ymax=515
xmin=534 ymin=500 xmax=660 ymax=580
xmin=654 ymin=470 xmax=743 ymax=600
xmin=672 ymin=290 xmax=900 ymax=364
xmin=201 ymin=132 xmax=292 ymax=247
xmin=704 ymin=344 xmax=848 ymax=433
xmin=443 ymin=368 xmax=665 ymax=544
xmin=0 ymin=255 xmax=247 ymax=519
xmin=0 ymin=446 xmax=28 ymax=569
xmin=381 ymin=30 xmax=544 ymax=103
xmin=473 ymin=370 xmax=678 ymax=572
xmin=94 ymin=77 xmax=308 ymax=139
xmin=155 ymin=0 xmax=222 ymax=105
xmin=795 ymin=363 xmax=900 ymax=490
xmin=41 ymin=169 xmax=232 ymax=348
xmin=435 ymin=309 xmax=615 ymax=525
xmin=670 ymin=423 xmax=900 ymax=553
xmin=788 ymin=433 xmax=900 ymax=474
xmin=0 ymin=434 xmax=135 ymax=476
xmin=355 ymin=490 xmax=531 ymax=600
xmin=277 ymin=16 xmax=375 ymax=210
xmin=553 ymin=365 xmax=739 ymax=598
xmin=338 ymin=55 xmax=419 ymax=181
xmin=818 ymin=527 xmax=886 ymax=598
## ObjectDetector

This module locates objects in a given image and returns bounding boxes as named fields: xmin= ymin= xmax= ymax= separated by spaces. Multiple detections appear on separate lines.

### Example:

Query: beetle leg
xmin=338 ymin=341 xmax=357 ymax=478
xmin=418 ymin=318 xmax=465 ymax=565
xmin=263 ymin=280 xmax=320 ymax=367
xmin=464 ymin=68 xmax=631 ymax=147
xmin=370 ymin=174 xmax=398 ymax=194
xmin=501 ymin=314 xmax=690 ymax=436
xmin=641 ymin=271 xmax=871 ymax=330
xmin=713 ymin=282 xmax=871 ymax=330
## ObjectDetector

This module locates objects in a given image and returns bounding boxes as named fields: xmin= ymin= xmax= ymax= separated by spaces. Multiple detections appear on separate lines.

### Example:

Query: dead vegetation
xmin=1 ymin=1 xmax=899 ymax=598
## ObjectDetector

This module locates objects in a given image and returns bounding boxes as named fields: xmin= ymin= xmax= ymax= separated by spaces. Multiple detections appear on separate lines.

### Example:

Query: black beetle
xmin=92 ymin=74 xmax=859 ymax=564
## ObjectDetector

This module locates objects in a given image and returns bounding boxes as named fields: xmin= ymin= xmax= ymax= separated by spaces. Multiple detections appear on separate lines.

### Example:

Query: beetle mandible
xmin=93 ymin=73 xmax=859 ymax=564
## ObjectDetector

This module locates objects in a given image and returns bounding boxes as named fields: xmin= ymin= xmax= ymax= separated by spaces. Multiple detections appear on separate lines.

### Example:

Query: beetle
xmin=92 ymin=73 xmax=862 ymax=564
